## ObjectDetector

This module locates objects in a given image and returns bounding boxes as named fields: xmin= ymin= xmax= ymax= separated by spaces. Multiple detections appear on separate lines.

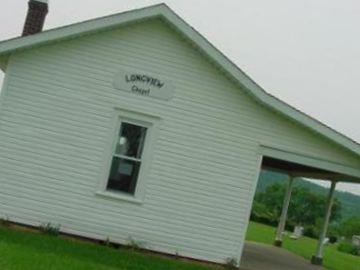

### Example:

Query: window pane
xmin=107 ymin=157 xmax=140 ymax=194
xmin=115 ymin=122 xmax=147 ymax=159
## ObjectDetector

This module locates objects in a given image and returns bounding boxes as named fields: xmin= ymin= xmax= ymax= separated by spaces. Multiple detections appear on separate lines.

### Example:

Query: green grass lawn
xmin=246 ymin=221 xmax=360 ymax=270
xmin=1 ymin=222 xmax=359 ymax=270
xmin=0 ymin=225 xmax=218 ymax=270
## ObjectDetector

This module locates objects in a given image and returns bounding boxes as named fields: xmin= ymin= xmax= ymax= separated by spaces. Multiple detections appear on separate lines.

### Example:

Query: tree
xmin=340 ymin=217 xmax=360 ymax=238
xmin=253 ymin=183 xmax=342 ymax=228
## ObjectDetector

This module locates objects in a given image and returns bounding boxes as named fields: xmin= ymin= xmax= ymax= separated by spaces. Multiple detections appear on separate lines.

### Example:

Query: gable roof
xmin=0 ymin=3 xmax=359 ymax=157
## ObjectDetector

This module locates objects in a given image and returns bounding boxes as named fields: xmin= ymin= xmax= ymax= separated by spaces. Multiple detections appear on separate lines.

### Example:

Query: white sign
xmin=113 ymin=70 xmax=174 ymax=100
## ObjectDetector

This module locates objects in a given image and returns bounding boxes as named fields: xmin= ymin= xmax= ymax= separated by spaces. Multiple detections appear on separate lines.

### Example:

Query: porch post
xmin=274 ymin=176 xmax=295 ymax=247
xmin=311 ymin=181 xmax=337 ymax=265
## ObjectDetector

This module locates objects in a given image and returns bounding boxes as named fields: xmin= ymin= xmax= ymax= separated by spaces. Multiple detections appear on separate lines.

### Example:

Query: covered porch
xmin=251 ymin=146 xmax=360 ymax=266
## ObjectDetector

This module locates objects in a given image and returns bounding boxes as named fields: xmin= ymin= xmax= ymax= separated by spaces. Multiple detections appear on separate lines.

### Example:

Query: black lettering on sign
xmin=114 ymin=69 xmax=174 ymax=100
xmin=125 ymin=74 xmax=165 ymax=89
xmin=131 ymin=85 xmax=150 ymax=96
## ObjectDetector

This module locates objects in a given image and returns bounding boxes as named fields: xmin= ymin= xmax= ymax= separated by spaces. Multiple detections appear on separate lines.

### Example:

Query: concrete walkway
xmin=241 ymin=242 xmax=325 ymax=270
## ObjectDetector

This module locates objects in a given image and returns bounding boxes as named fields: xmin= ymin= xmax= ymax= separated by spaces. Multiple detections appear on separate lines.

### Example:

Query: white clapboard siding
xmin=0 ymin=18 xmax=359 ymax=264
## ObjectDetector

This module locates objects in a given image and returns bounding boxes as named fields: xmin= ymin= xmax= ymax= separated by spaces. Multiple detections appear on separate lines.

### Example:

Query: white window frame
xmin=96 ymin=108 xmax=160 ymax=204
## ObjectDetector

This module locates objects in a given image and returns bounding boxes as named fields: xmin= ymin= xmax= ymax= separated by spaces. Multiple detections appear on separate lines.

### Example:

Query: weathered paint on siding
xmin=0 ymin=19 xmax=359 ymax=264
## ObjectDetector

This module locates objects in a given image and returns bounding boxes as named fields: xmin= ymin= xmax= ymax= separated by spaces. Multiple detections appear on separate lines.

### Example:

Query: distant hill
xmin=256 ymin=170 xmax=360 ymax=220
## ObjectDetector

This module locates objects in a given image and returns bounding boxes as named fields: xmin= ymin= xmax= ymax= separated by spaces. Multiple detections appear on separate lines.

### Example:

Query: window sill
xmin=95 ymin=190 xmax=143 ymax=205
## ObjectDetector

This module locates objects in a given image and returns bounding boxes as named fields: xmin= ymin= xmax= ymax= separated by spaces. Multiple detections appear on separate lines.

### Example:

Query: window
xmin=97 ymin=110 xmax=159 ymax=203
xmin=106 ymin=122 xmax=148 ymax=195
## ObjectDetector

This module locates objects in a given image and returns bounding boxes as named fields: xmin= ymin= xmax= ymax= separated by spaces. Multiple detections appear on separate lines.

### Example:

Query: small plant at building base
xmin=225 ymin=257 xmax=239 ymax=270
xmin=127 ymin=237 xmax=146 ymax=251
xmin=100 ymin=237 xmax=121 ymax=249
xmin=174 ymin=250 xmax=180 ymax=260
xmin=104 ymin=237 xmax=111 ymax=247
xmin=39 ymin=222 xmax=60 ymax=236
xmin=0 ymin=216 xmax=11 ymax=227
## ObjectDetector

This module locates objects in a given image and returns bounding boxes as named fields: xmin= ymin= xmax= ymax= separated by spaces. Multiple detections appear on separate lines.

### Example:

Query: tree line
xmin=251 ymin=183 xmax=360 ymax=240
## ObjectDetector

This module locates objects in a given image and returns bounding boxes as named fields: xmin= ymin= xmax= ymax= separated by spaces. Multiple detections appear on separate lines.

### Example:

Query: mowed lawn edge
xmin=245 ymin=221 xmax=360 ymax=270
xmin=0 ymin=224 xmax=220 ymax=270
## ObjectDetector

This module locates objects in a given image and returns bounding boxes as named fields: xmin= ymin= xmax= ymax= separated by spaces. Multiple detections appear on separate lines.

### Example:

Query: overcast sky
xmin=0 ymin=0 xmax=359 ymax=195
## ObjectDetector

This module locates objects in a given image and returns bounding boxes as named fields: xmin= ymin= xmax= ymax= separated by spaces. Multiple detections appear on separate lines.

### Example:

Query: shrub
xmin=39 ymin=222 xmax=60 ymax=236
xmin=329 ymin=236 xmax=338 ymax=244
xmin=284 ymin=223 xmax=295 ymax=233
xmin=337 ymin=242 xmax=359 ymax=256
xmin=127 ymin=237 xmax=145 ymax=250
xmin=303 ymin=225 xmax=317 ymax=239
xmin=104 ymin=237 xmax=111 ymax=247
xmin=340 ymin=217 xmax=360 ymax=238
xmin=250 ymin=201 xmax=278 ymax=227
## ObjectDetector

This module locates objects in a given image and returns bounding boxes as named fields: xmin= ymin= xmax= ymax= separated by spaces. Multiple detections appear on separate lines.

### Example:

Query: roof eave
xmin=0 ymin=4 xmax=167 ymax=56
xmin=160 ymin=7 xmax=360 ymax=156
